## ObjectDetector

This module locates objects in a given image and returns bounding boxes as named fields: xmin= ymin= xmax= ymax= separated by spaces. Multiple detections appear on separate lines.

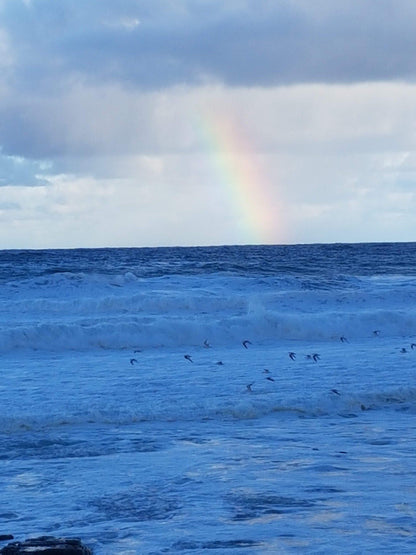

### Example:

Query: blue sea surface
xmin=2 ymin=242 xmax=416 ymax=282
xmin=1 ymin=243 xmax=416 ymax=553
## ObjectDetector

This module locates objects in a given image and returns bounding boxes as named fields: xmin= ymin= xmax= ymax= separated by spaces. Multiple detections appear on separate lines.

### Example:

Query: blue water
xmin=2 ymin=242 xmax=416 ymax=282
xmin=1 ymin=243 xmax=416 ymax=553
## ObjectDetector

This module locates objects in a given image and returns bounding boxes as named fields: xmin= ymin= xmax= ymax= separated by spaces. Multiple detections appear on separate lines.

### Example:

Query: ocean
xmin=1 ymin=243 xmax=416 ymax=554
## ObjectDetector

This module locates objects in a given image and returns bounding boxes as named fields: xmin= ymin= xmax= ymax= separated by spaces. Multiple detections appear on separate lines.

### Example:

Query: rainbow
xmin=198 ymin=110 xmax=286 ymax=245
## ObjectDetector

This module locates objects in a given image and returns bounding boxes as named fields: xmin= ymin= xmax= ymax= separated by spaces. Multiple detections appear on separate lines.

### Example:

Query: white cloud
xmin=1 ymin=75 xmax=416 ymax=247
xmin=0 ymin=166 xmax=250 ymax=248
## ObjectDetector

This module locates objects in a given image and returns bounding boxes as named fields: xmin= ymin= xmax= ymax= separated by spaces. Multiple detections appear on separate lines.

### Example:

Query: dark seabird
xmin=289 ymin=352 xmax=296 ymax=360
xmin=305 ymin=354 xmax=312 ymax=360
xmin=340 ymin=336 xmax=349 ymax=343
xmin=331 ymin=389 xmax=341 ymax=396
xmin=263 ymin=369 xmax=270 ymax=374
xmin=184 ymin=354 xmax=194 ymax=363
xmin=203 ymin=339 xmax=211 ymax=348
xmin=246 ymin=383 xmax=254 ymax=392
xmin=242 ymin=340 xmax=252 ymax=349
xmin=373 ymin=330 xmax=380 ymax=336
xmin=134 ymin=349 xmax=142 ymax=353
xmin=400 ymin=348 xmax=407 ymax=353
xmin=312 ymin=353 xmax=320 ymax=362
xmin=266 ymin=376 xmax=275 ymax=382
xmin=130 ymin=358 xmax=138 ymax=365
xmin=216 ymin=361 xmax=224 ymax=365
xmin=411 ymin=343 xmax=416 ymax=350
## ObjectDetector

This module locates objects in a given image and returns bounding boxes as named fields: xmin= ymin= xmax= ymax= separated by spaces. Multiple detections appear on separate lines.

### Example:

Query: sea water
xmin=1 ymin=243 xmax=416 ymax=554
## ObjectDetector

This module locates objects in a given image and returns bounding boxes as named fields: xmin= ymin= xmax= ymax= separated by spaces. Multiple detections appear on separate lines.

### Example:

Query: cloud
xmin=0 ymin=165 xmax=248 ymax=248
xmin=1 ymin=0 xmax=416 ymax=94
xmin=2 ymin=79 xmax=416 ymax=159
xmin=1 ymin=0 xmax=416 ymax=162
xmin=0 ymin=80 xmax=415 ymax=245
xmin=1 ymin=1 xmax=416 ymax=247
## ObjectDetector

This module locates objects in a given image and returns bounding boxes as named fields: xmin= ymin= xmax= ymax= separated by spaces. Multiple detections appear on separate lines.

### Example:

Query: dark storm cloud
xmin=2 ymin=0 xmax=416 ymax=92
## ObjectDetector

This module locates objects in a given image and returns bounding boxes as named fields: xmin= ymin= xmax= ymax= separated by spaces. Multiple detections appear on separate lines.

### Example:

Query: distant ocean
xmin=1 ymin=243 xmax=416 ymax=553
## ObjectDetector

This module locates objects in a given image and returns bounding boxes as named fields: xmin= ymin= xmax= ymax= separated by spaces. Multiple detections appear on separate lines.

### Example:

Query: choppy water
xmin=1 ymin=243 xmax=416 ymax=553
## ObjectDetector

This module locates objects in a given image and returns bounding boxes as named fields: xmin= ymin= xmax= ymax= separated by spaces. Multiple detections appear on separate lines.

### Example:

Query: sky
xmin=0 ymin=0 xmax=416 ymax=249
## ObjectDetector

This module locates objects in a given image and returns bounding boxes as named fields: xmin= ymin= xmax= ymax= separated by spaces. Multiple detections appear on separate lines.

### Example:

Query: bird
xmin=203 ymin=339 xmax=211 ymax=348
xmin=400 ymin=348 xmax=408 ymax=354
xmin=246 ymin=383 xmax=254 ymax=392
xmin=411 ymin=343 xmax=416 ymax=350
xmin=331 ymin=389 xmax=341 ymax=396
xmin=373 ymin=330 xmax=380 ymax=336
xmin=263 ymin=369 xmax=271 ymax=374
xmin=242 ymin=340 xmax=252 ymax=349
xmin=184 ymin=354 xmax=193 ymax=363
xmin=312 ymin=353 xmax=320 ymax=362
xmin=289 ymin=352 xmax=296 ymax=360
xmin=130 ymin=358 xmax=138 ymax=366
xmin=216 ymin=361 xmax=224 ymax=366
xmin=266 ymin=376 xmax=275 ymax=382
xmin=340 ymin=336 xmax=349 ymax=343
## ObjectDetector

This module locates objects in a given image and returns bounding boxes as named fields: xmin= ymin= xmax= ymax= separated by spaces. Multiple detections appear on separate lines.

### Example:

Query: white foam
xmin=1 ymin=272 xmax=415 ymax=352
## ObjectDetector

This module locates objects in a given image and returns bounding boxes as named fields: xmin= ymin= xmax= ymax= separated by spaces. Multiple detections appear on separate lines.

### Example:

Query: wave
xmin=2 ymin=244 xmax=416 ymax=283
xmin=1 ymin=295 xmax=416 ymax=352
xmin=1 ymin=305 xmax=416 ymax=352
xmin=1 ymin=386 xmax=415 ymax=437
xmin=2 ymin=267 xmax=416 ymax=352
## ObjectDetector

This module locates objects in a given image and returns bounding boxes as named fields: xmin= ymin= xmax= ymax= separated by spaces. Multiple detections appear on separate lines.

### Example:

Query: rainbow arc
xmin=198 ymin=110 xmax=286 ymax=245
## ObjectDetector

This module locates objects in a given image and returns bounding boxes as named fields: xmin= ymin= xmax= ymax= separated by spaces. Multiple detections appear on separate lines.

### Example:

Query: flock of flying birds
xmin=128 ymin=331 xmax=416 ymax=396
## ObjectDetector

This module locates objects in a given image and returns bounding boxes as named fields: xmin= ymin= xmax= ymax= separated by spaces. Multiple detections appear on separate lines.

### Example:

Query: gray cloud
xmin=1 ymin=1 xmax=416 ymax=247
xmin=1 ymin=0 xmax=416 ymax=160
xmin=1 ymin=0 xmax=416 ymax=93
